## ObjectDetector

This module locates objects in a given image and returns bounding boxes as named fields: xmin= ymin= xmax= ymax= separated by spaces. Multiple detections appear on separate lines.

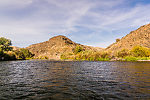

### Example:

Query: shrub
xmin=97 ymin=58 xmax=110 ymax=61
xmin=73 ymin=46 xmax=83 ymax=54
xmin=116 ymin=38 xmax=120 ymax=42
xmin=60 ymin=54 xmax=67 ymax=60
xmin=124 ymin=56 xmax=137 ymax=61
xmin=131 ymin=46 xmax=150 ymax=57
xmin=60 ymin=50 xmax=111 ymax=61
xmin=60 ymin=53 xmax=74 ymax=60
xmin=14 ymin=48 xmax=34 ymax=60
xmin=14 ymin=50 xmax=26 ymax=60
xmin=3 ymin=51 xmax=16 ymax=60
xmin=38 ymin=56 xmax=48 ymax=59
xmin=19 ymin=48 xmax=34 ymax=58
xmin=0 ymin=48 xmax=4 ymax=60
xmin=0 ymin=48 xmax=3 ymax=55
xmin=136 ymin=57 xmax=150 ymax=60
xmin=100 ymin=51 xmax=111 ymax=58
xmin=116 ymin=49 xmax=130 ymax=58
xmin=88 ymin=57 xmax=95 ymax=61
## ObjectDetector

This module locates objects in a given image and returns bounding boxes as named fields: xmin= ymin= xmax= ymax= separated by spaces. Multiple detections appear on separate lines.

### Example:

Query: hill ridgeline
xmin=106 ymin=23 xmax=150 ymax=52
xmin=27 ymin=35 xmax=102 ymax=59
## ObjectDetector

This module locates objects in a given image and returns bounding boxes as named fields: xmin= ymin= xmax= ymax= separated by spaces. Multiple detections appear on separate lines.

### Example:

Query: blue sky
xmin=0 ymin=0 xmax=150 ymax=48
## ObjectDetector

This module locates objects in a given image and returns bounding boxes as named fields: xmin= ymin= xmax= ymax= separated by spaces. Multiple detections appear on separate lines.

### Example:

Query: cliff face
xmin=106 ymin=23 xmax=150 ymax=52
xmin=27 ymin=35 xmax=102 ymax=59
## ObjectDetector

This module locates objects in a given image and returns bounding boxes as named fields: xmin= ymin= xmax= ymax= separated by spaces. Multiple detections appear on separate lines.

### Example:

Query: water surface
xmin=0 ymin=60 xmax=150 ymax=99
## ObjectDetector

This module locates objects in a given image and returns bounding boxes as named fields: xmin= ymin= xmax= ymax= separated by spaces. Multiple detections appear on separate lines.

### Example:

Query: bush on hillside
xmin=73 ymin=46 xmax=83 ymax=54
xmin=116 ymin=49 xmax=130 ymax=58
xmin=116 ymin=38 xmax=120 ymax=42
xmin=100 ymin=51 xmax=111 ymax=59
xmin=131 ymin=46 xmax=150 ymax=57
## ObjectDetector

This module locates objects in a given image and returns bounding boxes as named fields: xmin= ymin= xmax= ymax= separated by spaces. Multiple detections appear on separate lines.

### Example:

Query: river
xmin=0 ymin=60 xmax=150 ymax=99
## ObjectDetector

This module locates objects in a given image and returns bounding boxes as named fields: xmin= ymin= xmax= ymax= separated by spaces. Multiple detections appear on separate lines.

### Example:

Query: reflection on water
xmin=0 ymin=60 xmax=150 ymax=99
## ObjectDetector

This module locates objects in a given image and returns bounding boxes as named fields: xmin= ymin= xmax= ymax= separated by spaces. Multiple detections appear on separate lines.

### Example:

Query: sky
xmin=0 ymin=0 xmax=150 ymax=48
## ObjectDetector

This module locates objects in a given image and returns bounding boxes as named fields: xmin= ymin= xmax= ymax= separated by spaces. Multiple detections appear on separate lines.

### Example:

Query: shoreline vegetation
xmin=0 ymin=37 xmax=150 ymax=62
xmin=60 ymin=45 xmax=150 ymax=62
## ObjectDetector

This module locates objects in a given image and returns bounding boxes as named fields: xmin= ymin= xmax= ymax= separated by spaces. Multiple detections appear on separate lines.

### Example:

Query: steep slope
xmin=106 ymin=23 xmax=150 ymax=52
xmin=27 ymin=35 xmax=102 ymax=59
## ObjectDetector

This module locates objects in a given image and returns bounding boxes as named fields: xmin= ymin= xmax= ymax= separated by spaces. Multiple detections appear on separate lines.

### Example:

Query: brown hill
xmin=27 ymin=35 xmax=103 ymax=59
xmin=106 ymin=23 xmax=150 ymax=52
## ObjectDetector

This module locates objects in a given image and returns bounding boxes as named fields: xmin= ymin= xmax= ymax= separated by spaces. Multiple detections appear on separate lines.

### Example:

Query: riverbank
xmin=1 ymin=58 xmax=150 ymax=62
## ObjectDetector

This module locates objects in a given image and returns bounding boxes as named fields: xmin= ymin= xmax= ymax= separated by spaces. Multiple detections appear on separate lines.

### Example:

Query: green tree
xmin=14 ymin=50 xmax=26 ymax=59
xmin=0 ymin=37 xmax=12 ymax=51
xmin=14 ymin=48 xmax=34 ymax=59
xmin=19 ymin=48 xmax=34 ymax=58
xmin=131 ymin=46 xmax=150 ymax=57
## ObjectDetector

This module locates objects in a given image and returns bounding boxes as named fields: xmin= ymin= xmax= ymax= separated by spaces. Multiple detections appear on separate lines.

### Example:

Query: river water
xmin=0 ymin=60 xmax=150 ymax=100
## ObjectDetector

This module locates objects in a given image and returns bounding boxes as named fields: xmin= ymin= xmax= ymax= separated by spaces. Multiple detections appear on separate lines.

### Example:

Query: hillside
xmin=27 ymin=35 xmax=102 ymax=59
xmin=106 ymin=23 xmax=150 ymax=52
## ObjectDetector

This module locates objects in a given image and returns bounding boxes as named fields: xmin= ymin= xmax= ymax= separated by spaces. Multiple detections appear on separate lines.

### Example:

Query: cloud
xmin=0 ymin=0 xmax=150 ymax=48
xmin=0 ymin=0 xmax=32 ymax=6
xmin=0 ymin=0 xmax=33 ymax=10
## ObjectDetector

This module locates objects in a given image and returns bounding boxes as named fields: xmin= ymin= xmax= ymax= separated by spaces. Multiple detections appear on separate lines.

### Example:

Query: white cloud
xmin=0 ymin=0 xmax=33 ymax=9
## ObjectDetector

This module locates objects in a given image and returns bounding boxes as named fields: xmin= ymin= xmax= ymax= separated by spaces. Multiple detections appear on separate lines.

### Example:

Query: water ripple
xmin=0 ymin=60 xmax=150 ymax=99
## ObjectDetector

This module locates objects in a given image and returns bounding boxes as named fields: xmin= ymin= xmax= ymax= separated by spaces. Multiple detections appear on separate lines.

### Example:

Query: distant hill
xmin=27 ymin=35 xmax=103 ymax=59
xmin=106 ymin=23 xmax=150 ymax=52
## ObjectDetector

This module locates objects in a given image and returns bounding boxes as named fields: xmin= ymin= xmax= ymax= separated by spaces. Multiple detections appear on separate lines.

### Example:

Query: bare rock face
xmin=106 ymin=23 xmax=150 ymax=52
xmin=27 ymin=35 xmax=102 ymax=59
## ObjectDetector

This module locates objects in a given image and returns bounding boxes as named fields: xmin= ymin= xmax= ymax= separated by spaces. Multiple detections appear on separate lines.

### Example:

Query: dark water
xmin=0 ymin=60 xmax=150 ymax=100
